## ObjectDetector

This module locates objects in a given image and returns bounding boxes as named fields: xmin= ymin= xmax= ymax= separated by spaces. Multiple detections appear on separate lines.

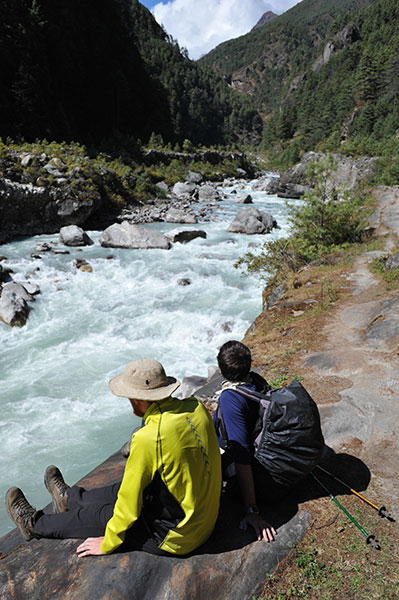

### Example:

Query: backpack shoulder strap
xmin=214 ymin=404 xmax=229 ymax=451
xmin=235 ymin=371 xmax=272 ymax=404
xmin=234 ymin=386 xmax=270 ymax=403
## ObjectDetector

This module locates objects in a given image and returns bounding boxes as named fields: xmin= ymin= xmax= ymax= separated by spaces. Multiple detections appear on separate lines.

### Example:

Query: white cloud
xmin=152 ymin=0 xmax=300 ymax=60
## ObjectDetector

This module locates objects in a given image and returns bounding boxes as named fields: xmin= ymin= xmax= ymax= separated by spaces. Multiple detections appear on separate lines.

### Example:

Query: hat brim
xmin=109 ymin=374 xmax=180 ymax=401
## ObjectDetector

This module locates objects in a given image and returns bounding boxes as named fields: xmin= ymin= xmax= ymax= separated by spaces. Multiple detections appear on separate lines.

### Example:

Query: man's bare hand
xmin=76 ymin=536 xmax=105 ymax=557
xmin=241 ymin=513 xmax=276 ymax=543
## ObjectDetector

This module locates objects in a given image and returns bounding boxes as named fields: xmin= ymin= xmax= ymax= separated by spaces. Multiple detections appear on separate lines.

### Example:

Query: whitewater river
xmin=0 ymin=176 xmax=297 ymax=535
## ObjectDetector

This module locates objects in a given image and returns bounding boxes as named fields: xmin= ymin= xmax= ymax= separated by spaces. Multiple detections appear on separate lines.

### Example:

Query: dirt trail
xmin=302 ymin=186 xmax=399 ymax=517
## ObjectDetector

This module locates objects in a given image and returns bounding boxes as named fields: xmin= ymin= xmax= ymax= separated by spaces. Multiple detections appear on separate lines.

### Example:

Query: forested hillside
xmin=200 ymin=0 xmax=399 ymax=173
xmin=263 ymin=0 xmax=399 ymax=162
xmin=0 ymin=0 xmax=260 ymax=147
xmin=199 ymin=0 xmax=375 ymax=113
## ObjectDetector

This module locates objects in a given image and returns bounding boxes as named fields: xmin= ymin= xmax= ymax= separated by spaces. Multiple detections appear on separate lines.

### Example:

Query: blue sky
xmin=139 ymin=0 xmax=301 ymax=60
xmin=141 ymin=0 xmax=161 ymax=8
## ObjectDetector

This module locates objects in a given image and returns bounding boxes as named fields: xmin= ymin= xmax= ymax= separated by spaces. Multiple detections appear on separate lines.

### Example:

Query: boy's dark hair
xmin=217 ymin=340 xmax=252 ymax=382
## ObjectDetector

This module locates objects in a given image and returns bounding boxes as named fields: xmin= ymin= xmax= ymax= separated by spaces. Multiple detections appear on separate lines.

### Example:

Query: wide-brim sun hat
xmin=109 ymin=358 xmax=180 ymax=401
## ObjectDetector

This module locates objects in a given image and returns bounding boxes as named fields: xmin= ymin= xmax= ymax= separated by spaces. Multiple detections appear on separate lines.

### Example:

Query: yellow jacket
xmin=101 ymin=396 xmax=221 ymax=555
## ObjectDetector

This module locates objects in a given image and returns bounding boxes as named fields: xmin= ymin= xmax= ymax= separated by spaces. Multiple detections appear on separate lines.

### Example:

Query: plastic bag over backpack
xmin=216 ymin=376 xmax=325 ymax=489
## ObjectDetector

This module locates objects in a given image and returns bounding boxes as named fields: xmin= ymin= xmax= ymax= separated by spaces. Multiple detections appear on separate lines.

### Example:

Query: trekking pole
xmin=311 ymin=473 xmax=381 ymax=550
xmin=316 ymin=465 xmax=395 ymax=522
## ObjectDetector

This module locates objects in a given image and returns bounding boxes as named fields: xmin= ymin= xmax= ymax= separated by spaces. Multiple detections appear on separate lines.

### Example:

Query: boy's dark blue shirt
xmin=215 ymin=382 xmax=260 ymax=465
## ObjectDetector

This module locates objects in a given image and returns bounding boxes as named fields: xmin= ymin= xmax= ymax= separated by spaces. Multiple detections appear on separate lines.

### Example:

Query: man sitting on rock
xmin=6 ymin=359 xmax=222 ymax=557
xmin=215 ymin=340 xmax=323 ymax=544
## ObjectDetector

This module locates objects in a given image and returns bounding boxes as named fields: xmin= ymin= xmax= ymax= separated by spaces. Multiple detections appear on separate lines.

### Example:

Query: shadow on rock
xmin=190 ymin=491 xmax=299 ymax=556
xmin=292 ymin=447 xmax=371 ymax=504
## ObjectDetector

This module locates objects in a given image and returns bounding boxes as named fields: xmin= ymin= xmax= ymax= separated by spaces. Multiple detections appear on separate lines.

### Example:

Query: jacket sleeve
xmin=100 ymin=430 xmax=155 ymax=554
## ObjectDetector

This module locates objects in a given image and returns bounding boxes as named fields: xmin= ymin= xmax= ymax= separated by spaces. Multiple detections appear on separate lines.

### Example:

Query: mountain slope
xmin=262 ymin=0 xmax=399 ymax=155
xmin=0 ymin=0 xmax=261 ymax=147
xmin=199 ymin=0 xmax=376 ymax=114
xmin=125 ymin=0 xmax=262 ymax=146
xmin=200 ymin=0 xmax=399 ymax=164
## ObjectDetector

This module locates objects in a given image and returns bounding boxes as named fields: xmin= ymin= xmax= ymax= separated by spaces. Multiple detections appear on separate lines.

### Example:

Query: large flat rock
xmin=0 ymin=450 xmax=310 ymax=600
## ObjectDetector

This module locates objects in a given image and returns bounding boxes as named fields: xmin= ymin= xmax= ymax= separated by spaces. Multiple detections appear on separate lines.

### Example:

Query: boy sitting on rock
xmin=215 ymin=340 xmax=324 ymax=544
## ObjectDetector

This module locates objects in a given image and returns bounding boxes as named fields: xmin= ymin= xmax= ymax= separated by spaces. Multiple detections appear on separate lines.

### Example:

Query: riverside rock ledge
xmin=0 ymin=450 xmax=310 ymax=600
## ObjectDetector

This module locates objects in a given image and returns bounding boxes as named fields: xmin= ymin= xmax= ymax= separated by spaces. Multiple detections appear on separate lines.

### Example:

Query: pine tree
xmin=384 ymin=53 xmax=399 ymax=107
xmin=357 ymin=52 xmax=381 ymax=102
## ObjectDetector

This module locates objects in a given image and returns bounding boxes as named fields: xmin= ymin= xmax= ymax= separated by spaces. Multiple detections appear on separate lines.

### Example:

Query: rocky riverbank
xmin=266 ymin=151 xmax=377 ymax=199
xmin=0 ymin=142 xmax=255 ymax=244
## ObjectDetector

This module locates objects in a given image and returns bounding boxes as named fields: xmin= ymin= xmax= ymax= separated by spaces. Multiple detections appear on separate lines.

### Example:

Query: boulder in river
xmin=165 ymin=228 xmax=207 ymax=244
xmin=198 ymin=184 xmax=221 ymax=202
xmin=228 ymin=207 xmax=277 ymax=235
xmin=0 ymin=264 xmax=13 ymax=283
xmin=52 ymin=249 xmax=70 ymax=255
xmin=4 ymin=282 xmax=35 ymax=302
xmin=59 ymin=225 xmax=94 ymax=247
xmin=252 ymin=177 xmax=271 ymax=191
xmin=172 ymin=182 xmax=198 ymax=197
xmin=17 ymin=281 xmax=41 ymax=296
xmin=0 ymin=282 xmax=32 ymax=326
xmin=35 ymin=243 xmax=52 ymax=252
xmin=234 ymin=193 xmax=253 ymax=204
xmin=164 ymin=208 xmax=197 ymax=224
xmin=99 ymin=221 xmax=171 ymax=250
xmin=74 ymin=258 xmax=93 ymax=273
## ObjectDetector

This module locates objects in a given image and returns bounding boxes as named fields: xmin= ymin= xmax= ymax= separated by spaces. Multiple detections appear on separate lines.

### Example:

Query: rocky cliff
xmin=252 ymin=11 xmax=277 ymax=30
xmin=266 ymin=151 xmax=377 ymax=198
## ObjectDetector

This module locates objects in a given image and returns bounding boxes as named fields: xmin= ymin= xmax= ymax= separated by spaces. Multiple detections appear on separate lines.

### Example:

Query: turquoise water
xmin=0 ymin=177 xmax=296 ymax=535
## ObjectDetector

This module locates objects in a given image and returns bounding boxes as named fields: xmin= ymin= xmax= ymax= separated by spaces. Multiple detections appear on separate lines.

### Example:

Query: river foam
xmin=0 ymin=176 xmax=299 ymax=534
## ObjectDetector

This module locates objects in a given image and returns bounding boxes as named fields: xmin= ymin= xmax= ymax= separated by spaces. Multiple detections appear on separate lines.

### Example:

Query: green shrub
xmin=237 ymin=155 xmax=367 ymax=278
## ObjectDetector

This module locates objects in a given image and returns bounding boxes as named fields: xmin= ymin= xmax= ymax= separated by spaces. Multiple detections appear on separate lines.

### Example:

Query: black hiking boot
xmin=44 ymin=465 xmax=70 ymax=513
xmin=5 ymin=487 xmax=36 ymax=541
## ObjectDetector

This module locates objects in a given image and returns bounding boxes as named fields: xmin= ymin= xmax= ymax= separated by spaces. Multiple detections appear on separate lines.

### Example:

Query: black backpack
xmin=215 ymin=375 xmax=324 ymax=488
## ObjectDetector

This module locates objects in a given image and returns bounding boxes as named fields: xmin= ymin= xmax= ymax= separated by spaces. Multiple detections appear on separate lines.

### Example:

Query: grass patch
xmin=370 ymin=253 xmax=399 ymax=290
xmin=260 ymin=496 xmax=399 ymax=600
